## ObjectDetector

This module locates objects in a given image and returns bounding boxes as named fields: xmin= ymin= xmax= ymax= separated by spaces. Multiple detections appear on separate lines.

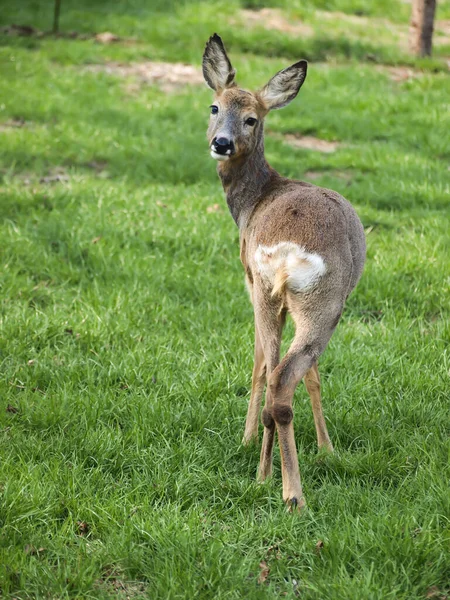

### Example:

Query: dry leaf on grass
xmin=426 ymin=586 xmax=449 ymax=599
xmin=76 ymin=521 xmax=89 ymax=536
xmin=6 ymin=404 xmax=19 ymax=414
xmin=258 ymin=560 xmax=270 ymax=584
xmin=24 ymin=545 xmax=45 ymax=555
xmin=315 ymin=540 xmax=324 ymax=554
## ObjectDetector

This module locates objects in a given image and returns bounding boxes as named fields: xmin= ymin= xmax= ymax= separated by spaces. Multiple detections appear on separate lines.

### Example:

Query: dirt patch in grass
xmin=96 ymin=577 xmax=147 ymax=598
xmin=278 ymin=133 xmax=343 ymax=153
xmin=233 ymin=9 xmax=313 ymax=36
xmin=95 ymin=568 xmax=147 ymax=599
xmin=10 ymin=166 xmax=70 ymax=186
xmin=376 ymin=65 xmax=423 ymax=82
xmin=434 ymin=20 xmax=450 ymax=46
xmin=316 ymin=10 xmax=410 ymax=48
xmin=1 ymin=24 xmax=137 ymax=44
xmin=84 ymin=61 xmax=204 ymax=92
xmin=305 ymin=170 xmax=352 ymax=181
xmin=0 ymin=118 xmax=30 ymax=132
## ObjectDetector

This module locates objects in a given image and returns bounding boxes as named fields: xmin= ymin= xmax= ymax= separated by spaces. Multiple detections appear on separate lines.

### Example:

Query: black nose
xmin=213 ymin=137 xmax=235 ymax=155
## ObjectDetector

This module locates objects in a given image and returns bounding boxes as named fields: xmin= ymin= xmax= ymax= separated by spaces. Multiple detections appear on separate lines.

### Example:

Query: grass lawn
xmin=0 ymin=1 xmax=449 ymax=598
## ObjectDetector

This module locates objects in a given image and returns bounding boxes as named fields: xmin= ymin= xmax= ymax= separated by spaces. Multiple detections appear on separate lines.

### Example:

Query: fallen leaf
xmin=156 ymin=201 xmax=167 ymax=208
xmin=91 ymin=236 xmax=102 ymax=244
xmin=24 ymin=545 xmax=45 ymax=555
xmin=426 ymin=586 xmax=448 ymax=599
xmin=27 ymin=359 xmax=35 ymax=366
xmin=267 ymin=544 xmax=281 ymax=560
xmin=258 ymin=560 xmax=270 ymax=584
xmin=315 ymin=540 xmax=324 ymax=554
xmin=6 ymin=404 xmax=19 ymax=414
xmin=77 ymin=521 xmax=89 ymax=536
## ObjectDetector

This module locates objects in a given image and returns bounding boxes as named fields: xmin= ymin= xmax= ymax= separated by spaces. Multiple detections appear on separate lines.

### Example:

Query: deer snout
xmin=211 ymin=136 xmax=235 ymax=160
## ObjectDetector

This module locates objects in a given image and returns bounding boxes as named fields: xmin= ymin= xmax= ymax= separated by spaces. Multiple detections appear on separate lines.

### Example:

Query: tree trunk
xmin=410 ymin=0 xmax=437 ymax=57
xmin=53 ymin=0 xmax=62 ymax=34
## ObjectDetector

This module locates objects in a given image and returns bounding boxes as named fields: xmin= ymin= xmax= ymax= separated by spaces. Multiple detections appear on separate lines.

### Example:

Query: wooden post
xmin=53 ymin=0 xmax=62 ymax=34
xmin=409 ymin=0 xmax=437 ymax=57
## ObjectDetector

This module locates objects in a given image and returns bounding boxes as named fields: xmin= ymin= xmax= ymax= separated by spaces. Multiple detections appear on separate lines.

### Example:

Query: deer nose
xmin=213 ymin=137 xmax=235 ymax=155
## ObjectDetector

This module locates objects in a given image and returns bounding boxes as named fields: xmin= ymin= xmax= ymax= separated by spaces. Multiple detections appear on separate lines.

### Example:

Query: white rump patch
xmin=255 ymin=242 xmax=326 ymax=293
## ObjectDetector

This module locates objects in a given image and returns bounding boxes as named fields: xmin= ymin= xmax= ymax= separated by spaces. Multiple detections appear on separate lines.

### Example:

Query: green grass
xmin=0 ymin=1 xmax=449 ymax=598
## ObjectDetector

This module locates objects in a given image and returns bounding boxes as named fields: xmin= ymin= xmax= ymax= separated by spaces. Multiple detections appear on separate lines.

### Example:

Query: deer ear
xmin=202 ymin=33 xmax=236 ymax=92
xmin=259 ymin=60 xmax=307 ymax=110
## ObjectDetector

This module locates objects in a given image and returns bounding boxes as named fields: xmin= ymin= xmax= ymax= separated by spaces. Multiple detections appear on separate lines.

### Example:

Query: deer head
xmin=202 ymin=33 xmax=307 ymax=162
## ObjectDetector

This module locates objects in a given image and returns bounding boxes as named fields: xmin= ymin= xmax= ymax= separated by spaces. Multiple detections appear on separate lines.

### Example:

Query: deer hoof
xmin=286 ymin=496 xmax=306 ymax=513
xmin=242 ymin=432 xmax=258 ymax=447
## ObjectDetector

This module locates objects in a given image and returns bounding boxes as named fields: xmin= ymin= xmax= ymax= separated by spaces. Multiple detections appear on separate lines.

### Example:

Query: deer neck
xmin=217 ymin=135 xmax=276 ymax=230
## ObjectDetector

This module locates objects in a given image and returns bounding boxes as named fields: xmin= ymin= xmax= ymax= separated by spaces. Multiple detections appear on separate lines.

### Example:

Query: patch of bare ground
xmin=232 ymin=9 xmax=313 ymax=36
xmin=305 ymin=170 xmax=352 ymax=181
xmin=96 ymin=577 xmax=147 ymax=598
xmin=316 ymin=10 xmax=375 ymax=26
xmin=276 ymin=133 xmax=343 ymax=153
xmin=11 ymin=167 xmax=70 ymax=186
xmin=376 ymin=65 xmax=423 ymax=82
xmin=316 ymin=10 xmax=411 ymax=48
xmin=95 ymin=568 xmax=147 ymax=599
xmin=0 ymin=118 xmax=29 ymax=132
xmin=0 ymin=24 xmax=137 ymax=44
xmin=434 ymin=20 xmax=450 ymax=46
xmin=84 ymin=62 xmax=204 ymax=92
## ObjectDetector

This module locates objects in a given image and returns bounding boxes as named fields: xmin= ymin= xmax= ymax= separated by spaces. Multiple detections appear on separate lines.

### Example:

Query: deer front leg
xmin=243 ymin=325 xmax=266 ymax=445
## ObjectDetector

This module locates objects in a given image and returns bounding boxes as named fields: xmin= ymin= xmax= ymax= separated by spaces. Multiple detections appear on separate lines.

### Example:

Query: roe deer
xmin=202 ymin=34 xmax=366 ymax=510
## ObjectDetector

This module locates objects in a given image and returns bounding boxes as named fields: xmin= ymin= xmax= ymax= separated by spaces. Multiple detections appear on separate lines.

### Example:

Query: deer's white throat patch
xmin=210 ymin=149 xmax=230 ymax=161
xmin=255 ymin=242 xmax=326 ymax=293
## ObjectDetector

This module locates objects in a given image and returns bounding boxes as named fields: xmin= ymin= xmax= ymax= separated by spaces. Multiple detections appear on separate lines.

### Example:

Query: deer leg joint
xmin=272 ymin=404 xmax=293 ymax=425
xmin=261 ymin=408 xmax=274 ymax=428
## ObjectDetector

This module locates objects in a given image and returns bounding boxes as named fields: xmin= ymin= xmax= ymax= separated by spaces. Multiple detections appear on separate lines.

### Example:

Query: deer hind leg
xmin=267 ymin=338 xmax=317 ymax=511
xmin=257 ymin=309 xmax=287 ymax=481
xmin=304 ymin=362 xmax=333 ymax=452
xmin=250 ymin=288 xmax=286 ymax=481
xmin=242 ymin=324 xmax=266 ymax=445
xmin=269 ymin=293 xmax=343 ymax=510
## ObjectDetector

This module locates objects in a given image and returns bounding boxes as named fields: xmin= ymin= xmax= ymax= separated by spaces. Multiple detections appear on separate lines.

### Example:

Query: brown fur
xmin=203 ymin=34 xmax=366 ymax=511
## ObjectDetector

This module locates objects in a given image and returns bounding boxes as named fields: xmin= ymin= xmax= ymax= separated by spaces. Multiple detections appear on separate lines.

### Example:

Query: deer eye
xmin=245 ymin=117 xmax=257 ymax=127
xmin=210 ymin=105 xmax=218 ymax=115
